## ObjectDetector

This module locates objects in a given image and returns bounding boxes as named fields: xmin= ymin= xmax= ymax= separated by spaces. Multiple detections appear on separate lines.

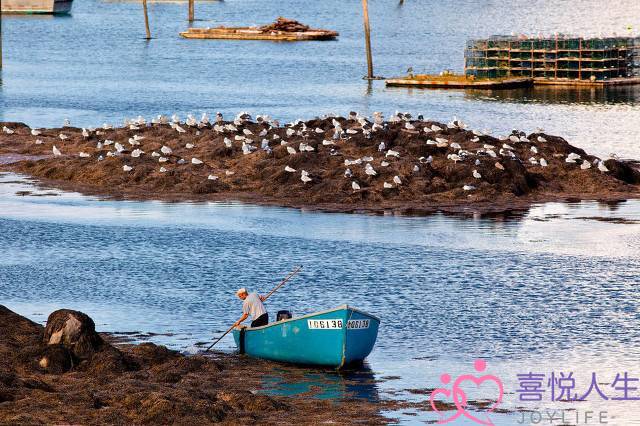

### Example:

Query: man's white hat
xmin=236 ymin=288 xmax=247 ymax=296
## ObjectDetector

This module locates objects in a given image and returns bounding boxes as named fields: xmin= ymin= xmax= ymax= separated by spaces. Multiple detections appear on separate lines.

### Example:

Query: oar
xmin=204 ymin=265 xmax=303 ymax=352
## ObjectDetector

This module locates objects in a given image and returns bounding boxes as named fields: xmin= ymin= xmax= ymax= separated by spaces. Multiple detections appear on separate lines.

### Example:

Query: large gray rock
xmin=43 ymin=309 xmax=104 ymax=359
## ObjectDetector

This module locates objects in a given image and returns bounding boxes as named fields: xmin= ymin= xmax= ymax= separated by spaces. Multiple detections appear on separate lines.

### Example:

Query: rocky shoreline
xmin=1 ymin=113 xmax=639 ymax=215
xmin=0 ymin=306 xmax=389 ymax=424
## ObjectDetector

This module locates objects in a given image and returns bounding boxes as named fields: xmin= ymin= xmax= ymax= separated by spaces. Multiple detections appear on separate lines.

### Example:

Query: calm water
xmin=1 ymin=0 xmax=640 ymax=159
xmin=2 ymin=173 xmax=640 ymax=424
xmin=2 ymin=0 xmax=640 ymax=423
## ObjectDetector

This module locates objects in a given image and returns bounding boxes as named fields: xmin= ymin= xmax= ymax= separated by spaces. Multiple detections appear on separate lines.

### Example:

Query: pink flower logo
xmin=429 ymin=359 xmax=504 ymax=425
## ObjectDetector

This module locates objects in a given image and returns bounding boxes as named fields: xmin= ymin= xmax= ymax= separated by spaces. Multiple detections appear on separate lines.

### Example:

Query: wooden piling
xmin=361 ymin=0 xmax=373 ymax=79
xmin=188 ymin=0 xmax=194 ymax=22
xmin=142 ymin=0 xmax=151 ymax=39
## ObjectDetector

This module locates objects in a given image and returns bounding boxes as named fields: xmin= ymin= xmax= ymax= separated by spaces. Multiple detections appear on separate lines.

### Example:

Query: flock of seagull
xmin=1 ymin=110 xmax=614 ymax=195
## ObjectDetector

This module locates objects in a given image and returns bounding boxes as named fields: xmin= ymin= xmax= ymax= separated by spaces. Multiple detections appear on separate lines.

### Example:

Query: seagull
xmin=82 ymin=128 xmax=90 ymax=138
xmin=63 ymin=119 xmax=71 ymax=127
xmin=450 ymin=142 xmax=462 ymax=150
xmin=243 ymin=128 xmax=253 ymax=136
xmin=381 ymin=161 xmax=389 ymax=167
xmin=115 ymin=142 xmax=125 ymax=153
xmin=131 ymin=149 xmax=144 ymax=158
xmin=344 ymin=168 xmax=353 ymax=178
xmin=160 ymin=167 xmax=167 ymax=173
xmin=540 ymin=158 xmax=548 ymax=167
xmin=301 ymin=170 xmax=312 ymax=183
xmin=470 ymin=137 xmax=480 ymax=143
xmin=161 ymin=146 xmax=173 ymax=155
xmin=502 ymin=143 xmax=515 ymax=150
xmin=566 ymin=153 xmax=581 ymax=163
xmin=413 ymin=165 xmax=419 ymax=172
xmin=447 ymin=154 xmax=462 ymax=163
xmin=393 ymin=175 xmax=402 ymax=185
xmin=192 ymin=158 xmax=203 ymax=165
xmin=315 ymin=127 xmax=324 ymax=134
xmin=538 ymin=136 xmax=547 ymax=143
xmin=31 ymin=129 xmax=41 ymax=136
xmin=365 ymin=164 xmax=377 ymax=176
xmin=52 ymin=146 xmax=62 ymax=156
xmin=529 ymin=157 xmax=539 ymax=165
xmin=580 ymin=160 xmax=592 ymax=170
xmin=59 ymin=133 xmax=68 ymax=141
xmin=123 ymin=165 xmax=133 ymax=172
xmin=208 ymin=174 xmax=218 ymax=180
xmin=419 ymin=156 xmax=433 ymax=164
xmin=35 ymin=139 xmax=44 ymax=145
xmin=159 ymin=157 xmax=168 ymax=163
xmin=98 ymin=155 xmax=104 ymax=161
xmin=287 ymin=146 xmax=297 ymax=155
xmin=285 ymin=165 xmax=296 ymax=173
xmin=463 ymin=185 xmax=476 ymax=191
xmin=186 ymin=143 xmax=195 ymax=149
xmin=351 ymin=181 xmax=361 ymax=191
xmin=383 ymin=182 xmax=393 ymax=189
xmin=79 ymin=152 xmax=91 ymax=158
xmin=598 ymin=160 xmax=609 ymax=172
xmin=104 ymin=139 xmax=114 ymax=146
xmin=509 ymin=135 xmax=520 ymax=143
xmin=431 ymin=124 xmax=442 ymax=132
xmin=286 ymin=128 xmax=295 ymax=137
xmin=530 ymin=146 xmax=538 ymax=154
xmin=472 ymin=169 xmax=481 ymax=179
xmin=175 ymin=125 xmax=186 ymax=133
xmin=378 ymin=142 xmax=386 ymax=152
xmin=224 ymin=138 xmax=232 ymax=148
xmin=386 ymin=149 xmax=400 ymax=158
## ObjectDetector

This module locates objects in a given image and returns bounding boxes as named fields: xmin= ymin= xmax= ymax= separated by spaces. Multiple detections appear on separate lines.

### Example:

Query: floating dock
xmin=180 ymin=17 xmax=338 ymax=41
xmin=385 ymin=74 xmax=532 ymax=89
xmin=1 ymin=0 xmax=72 ymax=13
xmin=180 ymin=27 xmax=338 ymax=41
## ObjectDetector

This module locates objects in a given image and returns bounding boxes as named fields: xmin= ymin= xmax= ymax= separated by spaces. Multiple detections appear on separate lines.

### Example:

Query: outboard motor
xmin=277 ymin=310 xmax=292 ymax=321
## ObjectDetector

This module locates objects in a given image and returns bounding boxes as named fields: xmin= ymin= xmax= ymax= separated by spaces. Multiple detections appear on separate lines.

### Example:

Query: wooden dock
xmin=1 ymin=0 xmax=72 ymax=14
xmin=385 ymin=74 xmax=533 ymax=89
xmin=180 ymin=27 xmax=338 ymax=41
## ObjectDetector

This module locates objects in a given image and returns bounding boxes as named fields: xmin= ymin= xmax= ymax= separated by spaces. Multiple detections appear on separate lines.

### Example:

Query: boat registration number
xmin=347 ymin=319 xmax=370 ymax=329
xmin=308 ymin=319 xmax=343 ymax=329
xmin=307 ymin=319 xmax=371 ymax=329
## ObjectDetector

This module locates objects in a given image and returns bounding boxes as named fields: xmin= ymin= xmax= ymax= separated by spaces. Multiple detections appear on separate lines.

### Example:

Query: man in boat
xmin=234 ymin=288 xmax=269 ymax=328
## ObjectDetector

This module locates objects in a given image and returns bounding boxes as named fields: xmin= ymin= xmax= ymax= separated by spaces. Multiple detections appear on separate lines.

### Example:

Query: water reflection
xmin=465 ymin=85 xmax=640 ymax=106
xmin=260 ymin=364 xmax=379 ymax=401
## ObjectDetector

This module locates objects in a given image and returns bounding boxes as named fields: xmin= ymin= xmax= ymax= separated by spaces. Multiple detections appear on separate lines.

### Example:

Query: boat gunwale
xmin=238 ymin=304 xmax=380 ymax=332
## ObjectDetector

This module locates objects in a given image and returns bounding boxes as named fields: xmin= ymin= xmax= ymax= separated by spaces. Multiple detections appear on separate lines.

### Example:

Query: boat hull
xmin=1 ymin=0 xmax=73 ymax=14
xmin=232 ymin=305 xmax=379 ymax=368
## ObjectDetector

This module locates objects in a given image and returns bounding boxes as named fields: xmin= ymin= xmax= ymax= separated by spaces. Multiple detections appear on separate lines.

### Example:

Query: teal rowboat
xmin=232 ymin=305 xmax=380 ymax=368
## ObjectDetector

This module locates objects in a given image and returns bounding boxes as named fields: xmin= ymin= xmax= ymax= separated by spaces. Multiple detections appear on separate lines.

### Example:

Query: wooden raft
xmin=385 ymin=74 xmax=534 ymax=89
xmin=180 ymin=27 xmax=339 ymax=41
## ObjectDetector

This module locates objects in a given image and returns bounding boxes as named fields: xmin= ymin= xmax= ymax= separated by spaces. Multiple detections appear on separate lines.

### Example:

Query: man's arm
xmin=259 ymin=295 xmax=266 ymax=302
xmin=234 ymin=313 xmax=249 ymax=327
